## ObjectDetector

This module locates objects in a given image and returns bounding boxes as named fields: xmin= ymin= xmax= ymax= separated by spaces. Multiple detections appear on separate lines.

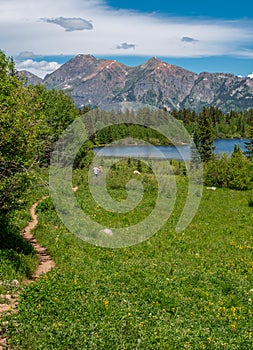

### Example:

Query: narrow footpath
xmin=0 ymin=197 xmax=56 ymax=349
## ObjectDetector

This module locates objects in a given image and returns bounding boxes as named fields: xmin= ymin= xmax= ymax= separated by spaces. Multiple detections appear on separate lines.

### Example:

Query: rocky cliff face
xmin=21 ymin=54 xmax=253 ymax=112
xmin=182 ymin=72 xmax=253 ymax=112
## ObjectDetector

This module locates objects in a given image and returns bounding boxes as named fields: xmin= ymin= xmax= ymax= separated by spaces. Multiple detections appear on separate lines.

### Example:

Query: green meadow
xmin=1 ymin=49 xmax=253 ymax=349
xmin=1 ymin=162 xmax=253 ymax=349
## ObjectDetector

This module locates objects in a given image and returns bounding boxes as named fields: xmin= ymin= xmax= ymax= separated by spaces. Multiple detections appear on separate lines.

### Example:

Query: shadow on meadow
xmin=0 ymin=214 xmax=36 ymax=281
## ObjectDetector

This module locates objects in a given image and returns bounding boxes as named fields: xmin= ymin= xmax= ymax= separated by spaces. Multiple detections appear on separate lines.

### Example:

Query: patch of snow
xmin=63 ymin=84 xmax=72 ymax=89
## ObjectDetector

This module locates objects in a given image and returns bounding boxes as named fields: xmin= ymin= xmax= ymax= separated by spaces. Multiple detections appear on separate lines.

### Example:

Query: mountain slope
xmin=21 ymin=55 xmax=253 ymax=112
xmin=182 ymin=72 xmax=253 ymax=111
xmin=17 ymin=70 xmax=43 ymax=85
xmin=43 ymin=54 xmax=129 ymax=107
xmin=111 ymin=57 xmax=197 ymax=109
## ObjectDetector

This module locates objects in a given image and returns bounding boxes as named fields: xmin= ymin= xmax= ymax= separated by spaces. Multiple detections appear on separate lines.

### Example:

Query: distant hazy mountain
xmin=17 ymin=70 xmax=43 ymax=86
xmin=20 ymin=54 xmax=253 ymax=112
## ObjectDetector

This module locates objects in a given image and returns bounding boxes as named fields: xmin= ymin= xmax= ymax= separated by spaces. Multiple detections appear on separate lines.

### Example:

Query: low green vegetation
xmin=1 ymin=164 xmax=252 ymax=349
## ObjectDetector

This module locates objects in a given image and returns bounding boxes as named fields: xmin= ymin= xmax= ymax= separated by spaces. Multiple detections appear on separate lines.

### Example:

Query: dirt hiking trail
xmin=0 ymin=197 xmax=56 ymax=349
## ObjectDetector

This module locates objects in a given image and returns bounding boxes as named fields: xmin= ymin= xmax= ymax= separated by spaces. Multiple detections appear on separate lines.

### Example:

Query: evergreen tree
xmin=190 ymin=130 xmax=201 ymax=169
xmin=205 ymin=145 xmax=253 ymax=190
xmin=244 ymin=126 xmax=253 ymax=161
xmin=229 ymin=145 xmax=252 ymax=190
xmin=196 ymin=107 xmax=215 ymax=162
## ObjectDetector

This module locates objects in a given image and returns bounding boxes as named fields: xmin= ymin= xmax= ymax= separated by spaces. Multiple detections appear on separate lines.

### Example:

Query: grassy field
xmin=1 ymin=162 xmax=253 ymax=349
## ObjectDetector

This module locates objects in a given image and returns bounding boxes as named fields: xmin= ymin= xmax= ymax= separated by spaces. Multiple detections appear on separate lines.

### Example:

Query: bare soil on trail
xmin=0 ymin=197 xmax=56 ymax=349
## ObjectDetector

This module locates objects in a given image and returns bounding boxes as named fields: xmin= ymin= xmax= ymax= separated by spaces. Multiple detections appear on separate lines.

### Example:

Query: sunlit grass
xmin=2 ymin=164 xmax=253 ymax=349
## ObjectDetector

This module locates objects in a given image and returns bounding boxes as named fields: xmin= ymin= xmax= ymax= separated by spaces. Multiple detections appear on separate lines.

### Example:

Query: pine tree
xmin=196 ymin=107 xmax=215 ymax=162
xmin=244 ymin=126 xmax=253 ymax=161
xmin=190 ymin=130 xmax=202 ymax=169
xmin=229 ymin=144 xmax=252 ymax=190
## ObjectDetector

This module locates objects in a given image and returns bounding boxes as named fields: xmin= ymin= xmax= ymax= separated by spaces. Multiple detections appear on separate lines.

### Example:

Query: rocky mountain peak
xmin=140 ymin=56 xmax=165 ymax=69
xmin=20 ymin=54 xmax=253 ymax=113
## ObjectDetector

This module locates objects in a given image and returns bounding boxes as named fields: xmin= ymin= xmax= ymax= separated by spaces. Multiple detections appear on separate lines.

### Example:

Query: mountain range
xmin=19 ymin=54 xmax=253 ymax=113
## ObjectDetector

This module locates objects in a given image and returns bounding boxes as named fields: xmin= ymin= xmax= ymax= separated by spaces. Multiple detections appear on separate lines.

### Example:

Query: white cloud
xmin=181 ymin=36 xmax=199 ymax=43
xmin=41 ymin=17 xmax=93 ymax=31
xmin=15 ymin=59 xmax=61 ymax=78
xmin=233 ymin=49 xmax=253 ymax=58
xmin=116 ymin=42 xmax=136 ymax=50
xmin=0 ymin=0 xmax=253 ymax=60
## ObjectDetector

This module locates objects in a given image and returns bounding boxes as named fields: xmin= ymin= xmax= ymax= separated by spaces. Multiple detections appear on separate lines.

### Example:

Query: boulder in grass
xmin=102 ymin=228 xmax=113 ymax=236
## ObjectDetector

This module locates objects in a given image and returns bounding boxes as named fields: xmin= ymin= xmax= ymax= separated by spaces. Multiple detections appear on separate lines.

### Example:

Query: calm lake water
xmin=94 ymin=139 xmax=249 ymax=161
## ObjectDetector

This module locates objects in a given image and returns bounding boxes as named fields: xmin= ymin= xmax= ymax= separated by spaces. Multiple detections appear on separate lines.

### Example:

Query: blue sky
xmin=1 ymin=0 xmax=253 ymax=78
xmin=106 ymin=0 xmax=253 ymax=19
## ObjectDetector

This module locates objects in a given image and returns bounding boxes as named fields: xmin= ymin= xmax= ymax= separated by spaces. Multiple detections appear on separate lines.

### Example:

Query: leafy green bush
xmin=36 ymin=197 xmax=55 ymax=213
xmin=205 ymin=146 xmax=253 ymax=190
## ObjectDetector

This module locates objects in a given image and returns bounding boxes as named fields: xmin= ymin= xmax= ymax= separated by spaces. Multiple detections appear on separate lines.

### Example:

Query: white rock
xmin=103 ymin=228 xmax=113 ymax=236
